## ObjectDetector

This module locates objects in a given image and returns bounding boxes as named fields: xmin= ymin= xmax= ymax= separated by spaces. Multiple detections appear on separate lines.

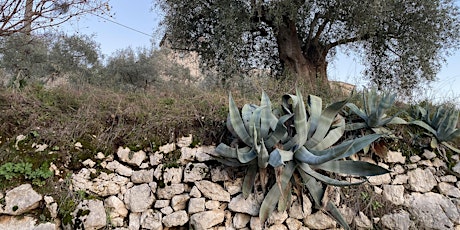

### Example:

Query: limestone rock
xmin=407 ymin=168 xmax=437 ymax=192
xmin=303 ymin=211 xmax=336 ymax=229
xmin=267 ymin=224 xmax=288 ymax=230
xmin=368 ymin=173 xmax=391 ymax=185
xmin=422 ymin=149 xmax=437 ymax=160
xmin=150 ymin=152 xmax=163 ymax=166
xmin=250 ymin=217 xmax=262 ymax=230
xmin=233 ymin=213 xmax=251 ymax=229
xmin=183 ymin=163 xmax=209 ymax=182
xmin=285 ymin=218 xmax=303 ymax=230
xmin=159 ymin=143 xmax=175 ymax=153
xmin=188 ymin=197 xmax=206 ymax=214
xmin=156 ymin=184 xmax=185 ymax=200
xmin=268 ymin=210 xmax=288 ymax=225
xmin=163 ymin=167 xmax=183 ymax=184
xmin=438 ymin=182 xmax=460 ymax=198
xmin=224 ymin=178 xmax=243 ymax=195
xmin=211 ymin=165 xmax=231 ymax=182
xmin=354 ymin=211 xmax=372 ymax=229
xmin=117 ymin=147 xmax=146 ymax=166
xmin=228 ymin=193 xmax=263 ymax=216
xmin=154 ymin=200 xmax=170 ymax=209
xmin=195 ymin=180 xmax=230 ymax=202
xmin=177 ymin=135 xmax=193 ymax=147
xmin=382 ymin=185 xmax=405 ymax=205
xmin=453 ymin=161 xmax=460 ymax=175
xmin=162 ymin=210 xmax=189 ymax=227
xmin=124 ymin=184 xmax=155 ymax=212
xmin=129 ymin=212 xmax=141 ymax=230
xmin=205 ymin=200 xmax=220 ymax=210
xmin=90 ymin=173 xmax=130 ymax=196
xmin=405 ymin=192 xmax=460 ymax=229
xmin=140 ymin=209 xmax=163 ymax=230
xmin=131 ymin=169 xmax=154 ymax=184
xmin=189 ymin=185 xmax=202 ymax=198
xmin=73 ymin=199 xmax=107 ymax=230
xmin=380 ymin=210 xmax=413 ymax=230
xmin=0 ymin=216 xmax=54 ymax=230
xmin=105 ymin=160 xmax=133 ymax=177
xmin=190 ymin=210 xmax=226 ymax=230
xmin=180 ymin=146 xmax=214 ymax=163
xmin=385 ymin=150 xmax=406 ymax=164
xmin=105 ymin=195 xmax=128 ymax=226
xmin=171 ymin=194 xmax=190 ymax=211
xmin=3 ymin=184 xmax=42 ymax=215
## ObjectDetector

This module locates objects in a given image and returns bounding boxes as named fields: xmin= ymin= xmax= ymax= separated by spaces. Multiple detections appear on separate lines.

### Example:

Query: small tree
xmin=0 ymin=0 xmax=110 ymax=36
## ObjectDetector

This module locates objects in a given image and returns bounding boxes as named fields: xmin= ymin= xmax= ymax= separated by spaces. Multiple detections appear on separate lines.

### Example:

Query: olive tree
xmin=156 ymin=0 xmax=460 ymax=94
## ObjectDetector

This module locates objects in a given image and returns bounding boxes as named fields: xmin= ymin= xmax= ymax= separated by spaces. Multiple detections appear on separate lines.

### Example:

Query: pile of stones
xmin=0 ymin=135 xmax=459 ymax=229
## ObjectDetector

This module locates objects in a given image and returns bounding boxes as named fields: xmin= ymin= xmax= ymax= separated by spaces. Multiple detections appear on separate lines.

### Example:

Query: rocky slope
xmin=1 ymin=135 xmax=460 ymax=230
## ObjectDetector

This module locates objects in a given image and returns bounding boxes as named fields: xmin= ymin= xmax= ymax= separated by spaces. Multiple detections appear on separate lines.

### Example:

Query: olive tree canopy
xmin=156 ymin=0 xmax=460 ymax=94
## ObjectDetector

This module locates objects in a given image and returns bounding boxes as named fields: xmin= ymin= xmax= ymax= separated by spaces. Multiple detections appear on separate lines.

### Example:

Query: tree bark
xmin=23 ymin=0 xmax=34 ymax=35
xmin=275 ymin=17 xmax=329 ymax=93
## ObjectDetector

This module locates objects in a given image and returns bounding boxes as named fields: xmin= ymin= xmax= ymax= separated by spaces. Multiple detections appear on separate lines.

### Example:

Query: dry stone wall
xmin=1 ymin=135 xmax=460 ymax=229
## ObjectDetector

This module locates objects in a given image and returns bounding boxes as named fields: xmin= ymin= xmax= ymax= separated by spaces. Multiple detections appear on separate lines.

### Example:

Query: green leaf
xmin=258 ymin=140 xmax=269 ymax=168
xmin=237 ymin=146 xmax=257 ymax=163
xmin=313 ymin=160 xmax=390 ymax=176
xmin=215 ymin=143 xmax=238 ymax=159
xmin=298 ymin=170 xmax=323 ymax=208
xmin=260 ymin=91 xmax=275 ymax=137
xmin=259 ymin=161 xmax=296 ymax=223
xmin=228 ymin=93 xmax=252 ymax=147
xmin=299 ymin=163 xmax=365 ymax=186
xmin=268 ymin=149 xmax=294 ymax=167
xmin=325 ymin=201 xmax=351 ymax=230
xmin=310 ymin=117 xmax=345 ymax=151
xmin=243 ymin=164 xmax=258 ymax=198
xmin=265 ymin=114 xmax=292 ymax=148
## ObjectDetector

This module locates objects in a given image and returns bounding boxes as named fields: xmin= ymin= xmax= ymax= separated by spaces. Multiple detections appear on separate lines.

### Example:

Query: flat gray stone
xmin=124 ymin=184 xmax=155 ymax=212
xmin=228 ymin=193 xmax=263 ymax=216
xmin=162 ymin=210 xmax=189 ymax=227
xmin=405 ymin=192 xmax=459 ymax=229
xmin=407 ymin=168 xmax=437 ymax=192
xmin=380 ymin=210 xmax=413 ymax=230
xmin=3 ymin=184 xmax=42 ymax=215
xmin=383 ymin=185 xmax=405 ymax=205
xmin=195 ymin=180 xmax=230 ymax=202
xmin=183 ymin=163 xmax=209 ymax=182
xmin=190 ymin=210 xmax=226 ymax=230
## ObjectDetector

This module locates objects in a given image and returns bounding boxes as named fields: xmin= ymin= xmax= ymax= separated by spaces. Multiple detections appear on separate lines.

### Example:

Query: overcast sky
xmin=62 ymin=0 xmax=460 ymax=103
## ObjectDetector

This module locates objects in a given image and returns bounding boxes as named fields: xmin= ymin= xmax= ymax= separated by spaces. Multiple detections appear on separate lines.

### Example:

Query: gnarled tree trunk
xmin=275 ymin=17 xmax=329 ymax=93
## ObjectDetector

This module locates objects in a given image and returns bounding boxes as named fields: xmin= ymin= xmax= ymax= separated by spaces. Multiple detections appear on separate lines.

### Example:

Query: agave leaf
xmin=411 ymin=120 xmax=437 ymax=136
xmin=241 ymin=104 xmax=257 ymax=133
xmin=278 ymin=182 xmax=292 ymax=212
xmin=307 ymin=98 xmax=348 ymax=148
xmin=442 ymin=141 xmax=460 ymax=153
xmin=295 ymin=146 xmax=346 ymax=165
xmin=387 ymin=116 xmax=408 ymax=125
xmin=237 ymin=146 xmax=257 ymax=163
xmin=269 ymin=149 xmax=294 ymax=167
xmin=260 ymin=91 xmax=276 ymax=137
xmin=437 ymin=109 xmax=458 ymax=141
xmin=281 ymin=93 xmax=298 ymax=114
xmin=307 ymin=95 xmax=323 ymax=137
xmin=309 ymin=134 xmax=382 ymax=161
xmin=376 ymin=92 xmax=395 ymax=120
xmin=325 ymin=201 xmax=350 ymax=230
xmin=258 ymin=139 xmax=269 ymax=168
xmin=298 ymin=170 xmax=323 ymax=208
xmin=229 ymin=93 xmax=252 ymax=147
xmin=313 ymin=160 xmax=390 ymax=176
xmin=284 ymin=89 xmax=309 ymax=151
xmin=265 ymin=114 xmax=293 ymax=148
xmin=259 ymin=161 xmax=296 ymax=223
xmin=446 ymin=129 xmax=460 ymax=143
xmin=299 ymin=163 xmax=365 ymax=186
xmin=215 ymin=143 xmax=239 ymax=158
xmin=346 ymin=103 xmax=368 ymax=123
xmin=243 ymin=164 xmax=258 ymax=198
xmin=310 ymin=117 xmax=345 ymax=151
xmin=249 ymin=105 xmax=266 ymax=141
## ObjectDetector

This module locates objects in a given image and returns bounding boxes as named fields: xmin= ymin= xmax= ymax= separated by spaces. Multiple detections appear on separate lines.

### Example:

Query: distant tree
xmin=0 ymin=0 xmax=110 ymax=36
xmin=156 ymin=0 xmax=460 ymax=94
xmin=105 ymin=47 xmax=159 ymax=89
xmin=0 ymin=33 xmax=101 ymax=87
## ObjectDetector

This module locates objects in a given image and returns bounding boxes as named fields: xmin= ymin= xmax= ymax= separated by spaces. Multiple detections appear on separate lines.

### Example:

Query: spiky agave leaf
xmin=259 ymin=161 xmax=296 ymax=223
xmin=228 ymin=93 xmax=252 ymax=147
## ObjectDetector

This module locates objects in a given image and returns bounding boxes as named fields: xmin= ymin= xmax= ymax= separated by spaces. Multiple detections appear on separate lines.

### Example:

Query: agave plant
xmin=214 ymin=89 xmax=389 ymax=228
xmin=346 ymin=88 xmax=407 ymax=134
xmin=409 ymin=105 xmax=460 ymax=153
